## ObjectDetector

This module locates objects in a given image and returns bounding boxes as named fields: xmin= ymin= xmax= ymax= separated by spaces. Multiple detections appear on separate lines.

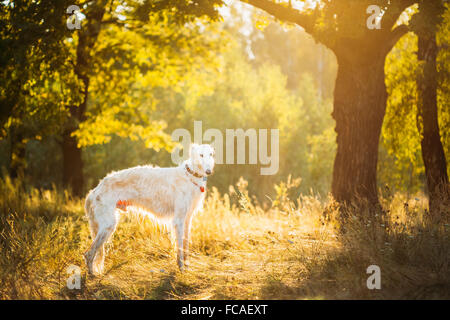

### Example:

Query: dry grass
xmin=0 ymin=176 xmax=449 ymax=300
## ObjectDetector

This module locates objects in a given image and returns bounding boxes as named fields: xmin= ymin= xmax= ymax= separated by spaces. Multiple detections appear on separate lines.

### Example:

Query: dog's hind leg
xmin=84 ymin=193 xmax=99 ymax=274
xmin=87 ymin=219 xmax=106 ymax=274
xmin=84 ymin=208 xmax=118 ymax=275
xmin=93 ymin=244 xmax=105 ymax=274
xmin=84 ymin=224 xmax=116 ymax=274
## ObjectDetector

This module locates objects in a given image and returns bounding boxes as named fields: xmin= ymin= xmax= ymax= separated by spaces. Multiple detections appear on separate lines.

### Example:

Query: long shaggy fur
xmin=83 ymin=144 xmax=215 ymax=274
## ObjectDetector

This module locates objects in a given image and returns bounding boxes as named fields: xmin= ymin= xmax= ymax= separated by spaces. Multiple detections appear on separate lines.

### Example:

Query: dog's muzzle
xmin=205 ymin=169 xmax=212 ymax=175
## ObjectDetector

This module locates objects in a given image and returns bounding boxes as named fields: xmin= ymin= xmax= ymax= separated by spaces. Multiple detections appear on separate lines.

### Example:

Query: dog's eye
xmin=200 ymin=154 xmax=203 ymax=158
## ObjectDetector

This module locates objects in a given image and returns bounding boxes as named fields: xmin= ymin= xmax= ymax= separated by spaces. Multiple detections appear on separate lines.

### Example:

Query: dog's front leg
xmin=173 ymin=207 xmax=187 ymax=271
xmin=183 ymin=212 xmax=194 ymax=268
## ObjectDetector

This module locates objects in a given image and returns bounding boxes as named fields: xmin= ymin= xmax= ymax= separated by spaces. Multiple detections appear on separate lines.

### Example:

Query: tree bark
xmin=416 ymin=1 xmax=449 ymax=217
xmin=62 ymin=128 xmax=84 ymax=196
xmin=331 ymin=49 xmax=388 ymax=208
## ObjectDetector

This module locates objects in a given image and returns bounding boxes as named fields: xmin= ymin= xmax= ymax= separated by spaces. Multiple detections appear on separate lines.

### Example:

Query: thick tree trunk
xmin=331 ymin=52 xmax=388 ymax=208
xmin=239 ymin=0 xmax=413 ymax=214
xmin=416 ymin=12 xmax=449 ymax=217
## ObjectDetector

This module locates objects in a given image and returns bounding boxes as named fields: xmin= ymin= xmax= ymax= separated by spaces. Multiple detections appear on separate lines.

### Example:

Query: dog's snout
xmin=206 ymin=169 xmax=212 ymax=175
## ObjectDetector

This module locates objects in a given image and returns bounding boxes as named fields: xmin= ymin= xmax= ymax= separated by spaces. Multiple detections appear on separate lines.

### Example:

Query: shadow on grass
xmin=72 ymin=271 xmax=199 ymax=299
xmin=259 ymin=224 xmax=450 ymax=300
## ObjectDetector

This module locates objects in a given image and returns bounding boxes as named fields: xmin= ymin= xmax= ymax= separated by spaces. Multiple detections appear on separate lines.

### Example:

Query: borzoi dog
xmin=83 ymin=143 xmax=215 ymax=274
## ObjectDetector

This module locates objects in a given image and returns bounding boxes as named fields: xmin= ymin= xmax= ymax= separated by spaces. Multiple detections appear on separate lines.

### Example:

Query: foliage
xmin=0 ymin=0 xmax=226 ymax=180
xmin=73 ymin=5 xmax=227 ymax=150
xmin=381 ymin=3 xmax=450 ymax=192
xmin=0 ymin=0 xmax=76 ymax=126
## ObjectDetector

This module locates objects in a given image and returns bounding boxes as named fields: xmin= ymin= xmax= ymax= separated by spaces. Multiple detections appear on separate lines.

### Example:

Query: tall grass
xmin=0 ymin=176 xmax=449 ymax=299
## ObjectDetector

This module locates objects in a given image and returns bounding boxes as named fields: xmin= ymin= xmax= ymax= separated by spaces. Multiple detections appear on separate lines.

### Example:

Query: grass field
xmin=1 ymin=176 xmax=449 ymax=300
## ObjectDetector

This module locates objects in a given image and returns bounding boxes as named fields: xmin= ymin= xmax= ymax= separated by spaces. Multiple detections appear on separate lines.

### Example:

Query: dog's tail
xmin=84 ymin=189 xmax=97 ymax=238
xmin=84 ymin=190 xmax=94 ymax=217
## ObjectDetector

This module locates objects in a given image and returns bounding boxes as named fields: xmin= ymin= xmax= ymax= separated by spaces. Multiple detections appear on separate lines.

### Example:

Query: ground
xmin=1 ymin=177 xmax=449 ymax=299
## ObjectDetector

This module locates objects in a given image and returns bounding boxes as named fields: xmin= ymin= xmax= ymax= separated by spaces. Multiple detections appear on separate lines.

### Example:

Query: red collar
xmin=185 ymin=164 xmax=206 ymax=192
xmin=185 ymin=164 xmax=204 ymax=178
xmin=190 ymin=179 xmax=205 ymax=193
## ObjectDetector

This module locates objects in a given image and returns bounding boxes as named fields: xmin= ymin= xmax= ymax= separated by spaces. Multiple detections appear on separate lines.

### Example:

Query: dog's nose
xmin=206 ymin=169 xmax=212 ymax=175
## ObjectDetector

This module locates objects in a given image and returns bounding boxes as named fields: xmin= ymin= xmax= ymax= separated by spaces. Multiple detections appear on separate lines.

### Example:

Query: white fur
xmin=83 ymin=144 xmax=215 ymax=274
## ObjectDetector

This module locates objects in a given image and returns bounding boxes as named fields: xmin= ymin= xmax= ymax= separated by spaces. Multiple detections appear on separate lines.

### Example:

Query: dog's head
xmin=189 ymin=143 xmax=215 ymax=177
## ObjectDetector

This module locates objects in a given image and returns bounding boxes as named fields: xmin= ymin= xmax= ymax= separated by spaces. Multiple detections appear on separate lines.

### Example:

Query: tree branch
xmin=384 ymin=24 xmax=410 ymax=54
xmin=383 ymin=0 xmax=418 ymax=31
xmin=241 ymin=0 xmax=314 ymax=33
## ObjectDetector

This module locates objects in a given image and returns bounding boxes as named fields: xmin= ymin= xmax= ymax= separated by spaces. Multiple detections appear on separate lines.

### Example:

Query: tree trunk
xmin=62 ymin=37 xmax=89 ymax=197
xmin=62 ymin=3 xmax=107 ymax=196
xmin=62 ymin=128 xmax=84 ymax=196
xmin=331 ymin=51 xmax=388 ymax=209
xmin=416 ymin=5 xmax=449 ymax=217
xmin=240 ymin=0 xmax=414 ymax=213
xmin=8 ymin=128 xmax=26 ymax=179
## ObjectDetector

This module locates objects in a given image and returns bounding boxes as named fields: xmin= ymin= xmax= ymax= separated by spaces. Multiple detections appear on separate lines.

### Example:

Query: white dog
xmin=83 ymin=143 xmax=215 ymax=274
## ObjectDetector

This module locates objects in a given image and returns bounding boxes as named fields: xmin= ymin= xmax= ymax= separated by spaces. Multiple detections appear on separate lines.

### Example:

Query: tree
xmin=382 ymin=32 xmax=424 ymax=194
xmin=381 ymin=2 xmax=450 ymax=200
xmin=62 ymin=0 xmax=109 ymax=196
xmin=239 ymin=0 xmax=417 ymax=208
xmin=413 ymin=0 xmax=449 ymax=217
xmin=0 ymin=0 xmax=79 ymax=178
xmin=60 ymin=0 xmax=223 ymax=195
xmin=1 ymin=0 xmax=224 ymax=194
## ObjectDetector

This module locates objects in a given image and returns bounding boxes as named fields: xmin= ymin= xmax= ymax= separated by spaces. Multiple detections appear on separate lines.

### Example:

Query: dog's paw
xmin=177 ymin=260 xmax=185 ymax=272
xmin=83 ymin=252 xmax=98 ymax=276
xmin=183 ymin=260 xmax=191 ymax=271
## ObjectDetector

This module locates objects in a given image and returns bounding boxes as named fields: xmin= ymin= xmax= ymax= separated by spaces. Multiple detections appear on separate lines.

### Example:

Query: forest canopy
xmin=0 ymin=0 xmax=448 ymax=204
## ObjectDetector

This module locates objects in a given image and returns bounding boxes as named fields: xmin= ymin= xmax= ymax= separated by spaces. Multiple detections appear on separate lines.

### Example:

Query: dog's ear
xmin=189 ymin=143 xmax=198 ymax=157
